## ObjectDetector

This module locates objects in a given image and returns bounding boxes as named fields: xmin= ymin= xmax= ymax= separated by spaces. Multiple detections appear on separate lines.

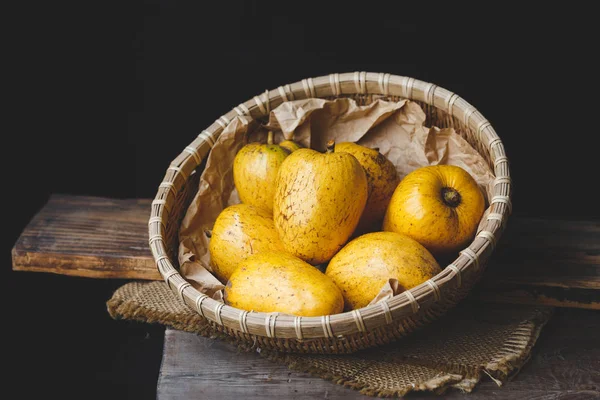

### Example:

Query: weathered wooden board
xmin=157 ymin=309 xmax=600 ymax=399
xmin=11 ymin=195 xmax=600 ymax=308
xmin=12 ymin=195 xmax=161 ymax=280
xmin=474 ymin=284 xmax=600 ymax=310
xmin=475 ymin=217 xmax=600 ymax=309
xmin=480 ymin=217 xmax=600 ymax=289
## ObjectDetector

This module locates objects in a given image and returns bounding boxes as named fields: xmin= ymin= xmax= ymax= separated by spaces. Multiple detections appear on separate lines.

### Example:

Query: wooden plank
xmin=474 ymin=217 xmax=600 ymax=309
xmin=157 ymin=309 xmax=600 ymax=399
xmin=473 ymin=284 xmax=600 ymax=310
xmin=461 ymin=308 xmax=600 ymax=399
xmin=157 ymin=329 xmax=369 ymax=399
xmin=12 ymin=194 xmax=161 ymax=280
xmin=480 ymin=217 xmax=600 ymax=290
xmin=11 ymin=194 xmax=600 ymax=308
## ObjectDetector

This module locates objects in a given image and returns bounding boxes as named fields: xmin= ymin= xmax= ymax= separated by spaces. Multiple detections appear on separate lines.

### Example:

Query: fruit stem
xmin=326 ymin=140 xmax=335 ymax=153
xmin=441 ymin=187 xmax=461 ymax=208
xmin=267 ymin=131 xmax=274 ymax=145
xmin=372 ymin=147 xmax=380 ymax=153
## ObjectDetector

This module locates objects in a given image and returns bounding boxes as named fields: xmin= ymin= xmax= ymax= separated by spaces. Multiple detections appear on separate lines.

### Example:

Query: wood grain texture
xmin=480 ymin=217 xmax=600 ymax=289
xmin=157 ymin=309 xmax=600 ymax=399
xmin=11 ymin=195 xmax=600 ymax=308
xmin=474 ymin=284 xmax=600 ymax=310
xmin=474 ymin=217 xmax=600 ymax=309
xmin=12 ymin=194 xmax=161 ymax=280
xmin=157 ymin=329 xmax=368 ymax=399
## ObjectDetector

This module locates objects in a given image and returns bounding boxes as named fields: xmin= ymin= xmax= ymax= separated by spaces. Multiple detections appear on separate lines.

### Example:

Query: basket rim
xmin=148 ymin=72 xmax=511 ymax=341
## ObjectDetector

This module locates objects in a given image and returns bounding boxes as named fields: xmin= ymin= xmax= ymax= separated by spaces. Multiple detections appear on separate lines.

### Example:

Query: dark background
xmin=5 ymin=2 xmax=599 ymax=399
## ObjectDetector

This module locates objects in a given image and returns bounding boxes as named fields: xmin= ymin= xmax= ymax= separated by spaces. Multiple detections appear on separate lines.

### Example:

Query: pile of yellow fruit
xmin=209 ymin=131 xmax=485 ymax=317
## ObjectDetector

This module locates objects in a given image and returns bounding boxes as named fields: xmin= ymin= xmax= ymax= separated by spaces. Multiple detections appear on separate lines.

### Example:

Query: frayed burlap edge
xmin=107 ymin=288 xmax=230 ymax=344
xmin=452 ymin=312 xmax=551 ymax=393
xmin=255 ymin=308 xmax=552 ymax=397
xmin=259 ymin=351 xmax=465 ymax=397
xmin=107 ymin=281 xmax=553 ymax=397
xmin=397 ymin=309 xmax=552 ymax=393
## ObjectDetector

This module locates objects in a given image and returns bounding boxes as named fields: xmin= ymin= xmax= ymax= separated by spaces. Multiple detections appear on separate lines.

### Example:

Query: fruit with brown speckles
xmin=326 ymin=231 xmax=441 ymax=310
xmin=279 ymin=140 xmax=302 ymax=153
xmin=383 ymin=165 xmax=485 ymax=256
xmin=224 ymin=251 xmax=344 ymax=316
xmin=273 ymin=141 xmax=368 ymax=265
xmin=209 ymin=204 xmax=285 ymax=282
xmin=335 ymin=142 xmax=399 ymax=234
xmin=233 ymin=132 xmax=291 ymax=213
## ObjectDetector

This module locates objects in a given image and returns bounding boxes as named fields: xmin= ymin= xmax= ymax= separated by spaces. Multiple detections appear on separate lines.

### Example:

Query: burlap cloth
xmin=107 ymin=281 xmax=552 ymax=397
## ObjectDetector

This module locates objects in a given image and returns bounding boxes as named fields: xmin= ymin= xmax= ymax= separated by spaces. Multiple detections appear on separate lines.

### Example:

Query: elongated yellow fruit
xmin=326 ymin=231 xmax=441 ymax=310
xmin=225 ymin=251 xmax=344 ymax=316
xmin=209 ymin=203 xmax=285 ymax=282
xmin=273 ymin=141 xmax=368 ymax=265
xmin=233 ymin=131 xmax=291 ymax=213
xmin=335 ymin=142 xmax=399 ymax=234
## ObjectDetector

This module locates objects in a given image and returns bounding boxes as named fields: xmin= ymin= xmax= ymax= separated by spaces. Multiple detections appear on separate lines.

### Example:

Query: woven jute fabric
xmin=107 ymin=281 xmax=552 ymax=397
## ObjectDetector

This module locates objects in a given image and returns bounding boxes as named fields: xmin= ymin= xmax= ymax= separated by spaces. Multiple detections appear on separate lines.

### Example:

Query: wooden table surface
xmin=12 ymin=195 xmax=600 ymax=309
xmin=157 ymin=308 xmax=600 ymax=399
xmin=10 ymin=195 xmax=600 ymax=398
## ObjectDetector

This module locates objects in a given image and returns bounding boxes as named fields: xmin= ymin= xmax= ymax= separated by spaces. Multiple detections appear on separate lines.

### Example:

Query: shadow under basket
xmin=148 ymin=72 xmax=512 ymax=354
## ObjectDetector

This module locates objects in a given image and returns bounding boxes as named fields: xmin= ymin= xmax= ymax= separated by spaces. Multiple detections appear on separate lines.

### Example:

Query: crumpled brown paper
xmin=178 ymin=97 xmax=495 ymax=303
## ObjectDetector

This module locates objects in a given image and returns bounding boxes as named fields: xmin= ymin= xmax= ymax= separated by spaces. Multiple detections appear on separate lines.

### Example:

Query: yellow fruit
xmin=335 ymin=142 xmax=399 ymax=233
xmin=326 ymin=232 xmax=441 ymax=310
xmin=273 ymin=140 xmax=368 ymax=265
xmin=383 ymin=165 xmax=485 ymax=256
xmin=279 ymin=140 xmax=302 ymax=153
xmin=224 ymin=251 xmax=344 ymax=316
xmin=233 ymin=131 xmax=291 ymax=213
xmin=209 ymin=203 xmax=285 ymax=282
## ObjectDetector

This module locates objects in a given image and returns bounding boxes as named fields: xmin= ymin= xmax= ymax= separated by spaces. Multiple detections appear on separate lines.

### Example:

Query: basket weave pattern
xmin=148 ymin=73 xmax=511 ymax=354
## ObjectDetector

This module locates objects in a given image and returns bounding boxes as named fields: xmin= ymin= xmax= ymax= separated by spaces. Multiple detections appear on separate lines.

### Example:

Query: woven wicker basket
xmin=148 ymin=72 xmax=511 ymax=354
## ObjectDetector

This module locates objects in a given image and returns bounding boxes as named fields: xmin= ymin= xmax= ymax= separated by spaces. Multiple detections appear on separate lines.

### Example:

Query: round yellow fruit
xmin=273 ymin=140 xmax=368 ymax=265
xmin=224 ymin=251 xmax=344 ymax=316
xmin=383 ymin=165 xmax=485 ymax=256
xmin=209 ymin=203 xmax=285 ymax=282
xmin=335 ymin=142 xmax=399 ymax=233
xmin=326 ymin=232 xmax=441 ymax=310
xmin=279 ymin=140 xmax=302 ymax=153
xmin=233 ymin=132 xmax=291 ymax=213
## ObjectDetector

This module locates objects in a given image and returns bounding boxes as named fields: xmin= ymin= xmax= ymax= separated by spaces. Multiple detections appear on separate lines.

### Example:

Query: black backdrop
xmin=5 ymin=2 xmax=599 ymax=399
